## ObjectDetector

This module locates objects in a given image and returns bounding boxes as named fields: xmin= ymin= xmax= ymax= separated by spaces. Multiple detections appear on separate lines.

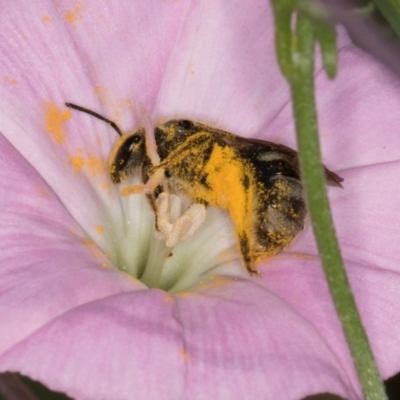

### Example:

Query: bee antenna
xmin=65 ymin=102 xmax=123 ymax=137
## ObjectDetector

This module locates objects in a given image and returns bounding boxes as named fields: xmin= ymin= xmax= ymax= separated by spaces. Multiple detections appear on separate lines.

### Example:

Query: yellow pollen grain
xmin=101 ymin=262 xmax=110 ymax=268
xmin=80 ymin=237 xmax=104 ymax=261
xmin=45 ymin=102 xmax=71 ymax=144
xmin=34 ymin=185 xmax=51 ymax=199
xmin=94 ymin=85 xmax=108 ymax=100
xmin=288 ymin=252 xmax=317 ymax=260
xmin=94 ymin=86 xmax=135 ymax=116
xmin=164 ymin=294 xmax=174 ymax=304
xmin=199 ymin=275 xmax=235 ymax=290
xmin=176 ymin=292 xmax=196 ymax=298
xmin=3 ymin=76 xmax=18 ymax=85
xmin=42 ymin=15 xmax=52 ymax=23
xmin=81 ymin=237 xmax=95 ymax=247
xmin=179 ymin=349 xmax=190 ymax=361
xmin=122 ymin=274 xmax=141 ymax=285
xmin=69 ymin=155 xmax=84 ymax=171
xmin=120 ymin=185 xmax=143 ymax=197
xmin=101 ymin=182 xmax=110 ymax=192
xmin=215 ymin=247 xmax=237 ymax=263
xmin=65 ymin=1 xmax=84 ymax=25
xmin=96 ymin=225 xmax=104 ymax=234
xmin=86 ymin=156 xmax=106 ymax=176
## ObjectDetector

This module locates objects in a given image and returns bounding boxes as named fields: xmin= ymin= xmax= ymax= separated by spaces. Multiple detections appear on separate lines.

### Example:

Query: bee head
xmin=64 ymin=103 xmax=151 ymax=185
xmin=109 ymin=130 xmax=148 ymax=183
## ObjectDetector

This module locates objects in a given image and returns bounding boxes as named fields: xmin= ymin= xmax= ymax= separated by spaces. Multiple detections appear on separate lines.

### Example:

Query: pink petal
xmin=0 ymin=291 xmax=184 ymax=400
xmin=267 ymin=42 xmax=400 ymax=169
xmin=263 ymin=256 xmax=400 ymax=396
xmin=0 ymin=0 xmax=399 ymax=399
xmin=289 ymin=160 xmax=400 ymax=272
xmin=155 ymin=0 xmax=296 ymax=136
xmin=0 ymin=134 xmax=141 ymax=356
xmin=0 ymin=0 xmax=187 ymax=240
xmin=0 ymin=278 xmax=363 ymax=400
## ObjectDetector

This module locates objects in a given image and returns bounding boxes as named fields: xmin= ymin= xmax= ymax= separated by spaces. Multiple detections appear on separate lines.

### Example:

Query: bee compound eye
xmin=114 ymin=134 xmax=144 ymax=171
xmin=177 ymin=120 xmax=194 ymax=130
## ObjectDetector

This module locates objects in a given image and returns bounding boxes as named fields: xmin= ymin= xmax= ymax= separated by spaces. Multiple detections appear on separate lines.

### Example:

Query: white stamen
xmin=154 ymin=193 xmax=206 ymax=247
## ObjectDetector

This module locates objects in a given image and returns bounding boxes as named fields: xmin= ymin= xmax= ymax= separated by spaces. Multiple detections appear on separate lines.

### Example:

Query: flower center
xmin=103 ymin=188 xmax=246 ymax=293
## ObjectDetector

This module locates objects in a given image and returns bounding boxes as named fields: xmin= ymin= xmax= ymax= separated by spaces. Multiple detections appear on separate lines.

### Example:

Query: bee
xmin=66 ymin=103 xmax=343 ymax=276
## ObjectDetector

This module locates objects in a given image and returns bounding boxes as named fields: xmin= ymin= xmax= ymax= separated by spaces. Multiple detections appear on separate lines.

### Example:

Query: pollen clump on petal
xmin=96 ymin=225 xmax=104 ymax=234
xmin=34 ymin=185 xmax=51 ymax=199
xmin=86 ymin=156 xmax=107 ymax=176
xmin=93 ymin=85 xmax=111 ymax=104
xmin=199 ymin=275 xmax=236 ymax=290
xmin=42 ymin=15 xmax=52 ymax=23
xmin=69 ymin=155 xmax=84 ymax=172
xmin=93 ymin=85 xmax=135 ymax=119
xmin=179 ymin=349 xmax=190 ymax=360
xmin=80 ymin=237 xmax=104 ymax=261
xmin=164 ymin=294 xmax=174 ymax=304
xmin=3 ymin=76 xmax=18 ymax=85
xmin=100 ymin=182 xmax=111 ymax=193
xmin=122 ymin=274 xmax=142 ymax=286
xmin=175 ymin=292 xmax=197 ymax=298
xmin=45 ymin=102 xmax=71 ymax=144
xmin=68 ymin=149 xmax=107 ymax=177
xmin=65 ymin=1 xmax=84 ymax=26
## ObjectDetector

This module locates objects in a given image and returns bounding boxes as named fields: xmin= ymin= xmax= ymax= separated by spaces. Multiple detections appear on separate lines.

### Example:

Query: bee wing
xmin=218 ymin=132 xmax=344 ymax=188
xmin=323 ymin=168 xmax=344 ymax=188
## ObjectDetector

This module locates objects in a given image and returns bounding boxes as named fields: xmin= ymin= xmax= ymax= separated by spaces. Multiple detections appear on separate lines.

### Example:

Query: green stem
xmin=271 ymin=3 xmax=388 ymax=399
xmin=372 ymin=0 xmax=400 ymax=39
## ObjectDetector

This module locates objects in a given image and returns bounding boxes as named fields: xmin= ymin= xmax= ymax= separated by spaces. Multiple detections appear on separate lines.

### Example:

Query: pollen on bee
xmin=199 ymin=145 xmax=255 ymax=246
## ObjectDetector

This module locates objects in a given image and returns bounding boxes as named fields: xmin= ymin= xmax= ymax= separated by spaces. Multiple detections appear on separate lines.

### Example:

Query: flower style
xmin=0 ymin=1 xmax=400 ymax=399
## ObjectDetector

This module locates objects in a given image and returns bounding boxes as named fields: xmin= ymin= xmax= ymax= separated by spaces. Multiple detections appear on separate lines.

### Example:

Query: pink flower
xmin=0 ymin=1 xmax=399 ymax=399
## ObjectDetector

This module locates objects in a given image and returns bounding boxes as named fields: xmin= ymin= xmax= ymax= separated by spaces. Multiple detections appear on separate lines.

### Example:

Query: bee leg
xmin=119 ymin=168 xmax=165 ymax=197
xmin=238 ymin=233 xmax=261 ymax=277
xmin=154 ymin=193 xmax=207 ymax=247
xmin=153 ymin=192 xmax=174 ymax=239
xmin=145 ymin=182 xmax=164 ymax=227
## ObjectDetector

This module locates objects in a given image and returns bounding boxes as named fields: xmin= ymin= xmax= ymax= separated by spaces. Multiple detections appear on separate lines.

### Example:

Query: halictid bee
xmin=66 ymin=103 xmax=343 ymax=276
